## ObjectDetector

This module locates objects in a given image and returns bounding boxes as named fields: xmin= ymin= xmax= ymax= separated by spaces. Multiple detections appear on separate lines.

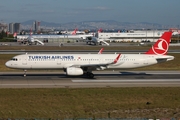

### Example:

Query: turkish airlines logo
xmin=152 ymin=38 xmax=168 ymax=55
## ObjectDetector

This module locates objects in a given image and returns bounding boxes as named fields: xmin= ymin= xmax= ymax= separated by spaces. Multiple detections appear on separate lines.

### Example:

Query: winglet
xmin=145 ymin=31 xmax=172 ymax=55
xmin=98 ymin=48 xmax=104 ymax=54
xmin=113 ymin=54 xmax=121 ymax=63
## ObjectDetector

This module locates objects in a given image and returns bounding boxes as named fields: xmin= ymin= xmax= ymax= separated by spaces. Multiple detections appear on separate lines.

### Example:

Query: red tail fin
xmin=13 ymin=32 xmax=17 ymax=37
xmin=72 ymin=28 xmax=77 ymax=35
xmin=29 ymin=28 xmax=33 ymax=37
xmin=98 ymin=28 xmax=103 ymax=33
xmin=145 ymin=31 xmax=172 ymax=55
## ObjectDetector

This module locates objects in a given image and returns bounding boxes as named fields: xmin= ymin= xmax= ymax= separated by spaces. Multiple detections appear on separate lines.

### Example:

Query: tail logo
xmin=152 ymin=38 xmax=168 ymax=55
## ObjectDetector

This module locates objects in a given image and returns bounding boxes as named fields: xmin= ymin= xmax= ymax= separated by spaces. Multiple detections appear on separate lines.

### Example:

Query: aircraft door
xmin=22 ymin=55 xmax=27 ymax=65
xmin=143 ymin=57 xmax=149 ymax=65
xmin=99 ymin=57 xmax=104 ymax=64
xmin=57 ymin=59 xmax=61 ymax=65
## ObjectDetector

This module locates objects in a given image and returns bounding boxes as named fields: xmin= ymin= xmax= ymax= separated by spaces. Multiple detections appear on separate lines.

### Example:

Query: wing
xmin=71 ymin=54 xmax=121 ymax=71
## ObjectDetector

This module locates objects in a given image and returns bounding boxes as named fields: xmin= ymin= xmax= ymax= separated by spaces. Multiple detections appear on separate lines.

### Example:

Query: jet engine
xmin=66 ymin=67 xmax=83 ymax=76
xmin=27 ymin=36 xmax=34 ymax=43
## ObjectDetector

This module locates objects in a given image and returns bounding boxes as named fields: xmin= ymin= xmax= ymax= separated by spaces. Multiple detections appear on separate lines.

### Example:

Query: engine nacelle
xmin=27 ymin=36 xmax=34 ymax=42
xmin=66 ymin=67 xmax=83 ymax=76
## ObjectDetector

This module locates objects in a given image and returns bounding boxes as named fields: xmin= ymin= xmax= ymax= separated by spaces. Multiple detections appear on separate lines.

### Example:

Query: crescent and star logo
xmin=152 ymin=38 xmax=168 ymax=55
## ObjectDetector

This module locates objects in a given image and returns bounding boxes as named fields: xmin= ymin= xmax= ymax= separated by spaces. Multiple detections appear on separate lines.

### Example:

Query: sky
xmin=0 ymin=0 xmax=180 ymax=25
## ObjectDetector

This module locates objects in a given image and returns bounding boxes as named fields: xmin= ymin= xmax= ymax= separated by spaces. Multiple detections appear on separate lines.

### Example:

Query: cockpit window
xmin=11 ymin=58 xmax=18 ymax=61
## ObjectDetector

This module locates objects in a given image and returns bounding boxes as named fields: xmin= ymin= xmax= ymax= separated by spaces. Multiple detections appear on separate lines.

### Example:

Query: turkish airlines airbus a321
xmin=5 ymin=31 xmax=174 ymax=78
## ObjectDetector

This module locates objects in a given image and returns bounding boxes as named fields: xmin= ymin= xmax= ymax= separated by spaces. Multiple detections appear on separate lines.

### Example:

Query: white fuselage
xmin=5 ymin=54 xmax=174 ymax=70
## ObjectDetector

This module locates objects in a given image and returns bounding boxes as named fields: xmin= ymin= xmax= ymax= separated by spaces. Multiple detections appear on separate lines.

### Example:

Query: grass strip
xmin=0 ymin=88 xmax=179 ymax=119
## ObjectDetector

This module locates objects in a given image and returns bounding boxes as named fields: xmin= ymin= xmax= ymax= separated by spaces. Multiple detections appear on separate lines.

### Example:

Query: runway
xmin=0 ymin=71 xmax=179 ymax=88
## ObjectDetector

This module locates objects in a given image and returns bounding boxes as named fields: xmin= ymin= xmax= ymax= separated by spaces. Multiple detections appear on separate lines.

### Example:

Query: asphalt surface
xmin=0 ymin=71 xmax=179 ymax=88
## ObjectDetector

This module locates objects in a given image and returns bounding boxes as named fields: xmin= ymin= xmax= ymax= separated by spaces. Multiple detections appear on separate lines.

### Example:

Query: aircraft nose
xmin=5 ymin=61 xmax=11 ymax=67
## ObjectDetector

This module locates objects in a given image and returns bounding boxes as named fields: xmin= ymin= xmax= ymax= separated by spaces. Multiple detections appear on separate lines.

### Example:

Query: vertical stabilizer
xmin=145 ymin=32 xmax=172 ymax=55
xmin=72 ymin=28 xmax=77 ymax=35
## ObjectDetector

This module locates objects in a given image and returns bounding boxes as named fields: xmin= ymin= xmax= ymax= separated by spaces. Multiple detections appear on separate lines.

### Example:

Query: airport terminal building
xmin=97 ymin=30 xmax=167 ymax=42
xmin=16 ymin=34 xmax=84 ymax=44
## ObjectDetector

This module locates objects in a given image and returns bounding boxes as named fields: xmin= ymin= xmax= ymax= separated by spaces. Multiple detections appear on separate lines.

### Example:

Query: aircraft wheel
xmin=86 ymin=72 xmax=94 ymax=78
xmin=89 ymin=73 xmax=94 ymax=78
xmin=23 ymin=69 xmax=27 ymax=77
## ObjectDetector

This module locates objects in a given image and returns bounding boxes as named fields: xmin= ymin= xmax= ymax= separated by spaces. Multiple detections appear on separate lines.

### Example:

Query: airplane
xmin=86 ymin=28 xmax=113 ymax=46
xmin=5 ymin=31 xmax=174 ymax=78
xmin=20 ymin=30 xmax=44 ymax=45
xmin=86 ymin=36 xmax=110 ymax=46
xmin=26 ymin=35 xmax=44 ymax=45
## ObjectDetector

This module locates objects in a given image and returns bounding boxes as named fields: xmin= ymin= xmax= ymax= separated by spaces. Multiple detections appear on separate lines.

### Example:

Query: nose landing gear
xmin=23 ymin=69 xmax=27 ymax=77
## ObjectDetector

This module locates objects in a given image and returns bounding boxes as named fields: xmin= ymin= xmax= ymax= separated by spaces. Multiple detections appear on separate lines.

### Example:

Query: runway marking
xmin=72 ymin=79 xmax=180 ymax=83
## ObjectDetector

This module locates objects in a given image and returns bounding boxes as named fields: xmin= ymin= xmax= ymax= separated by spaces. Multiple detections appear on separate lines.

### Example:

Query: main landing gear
xmin=85 ymin=72 xmax=94 ymax=79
